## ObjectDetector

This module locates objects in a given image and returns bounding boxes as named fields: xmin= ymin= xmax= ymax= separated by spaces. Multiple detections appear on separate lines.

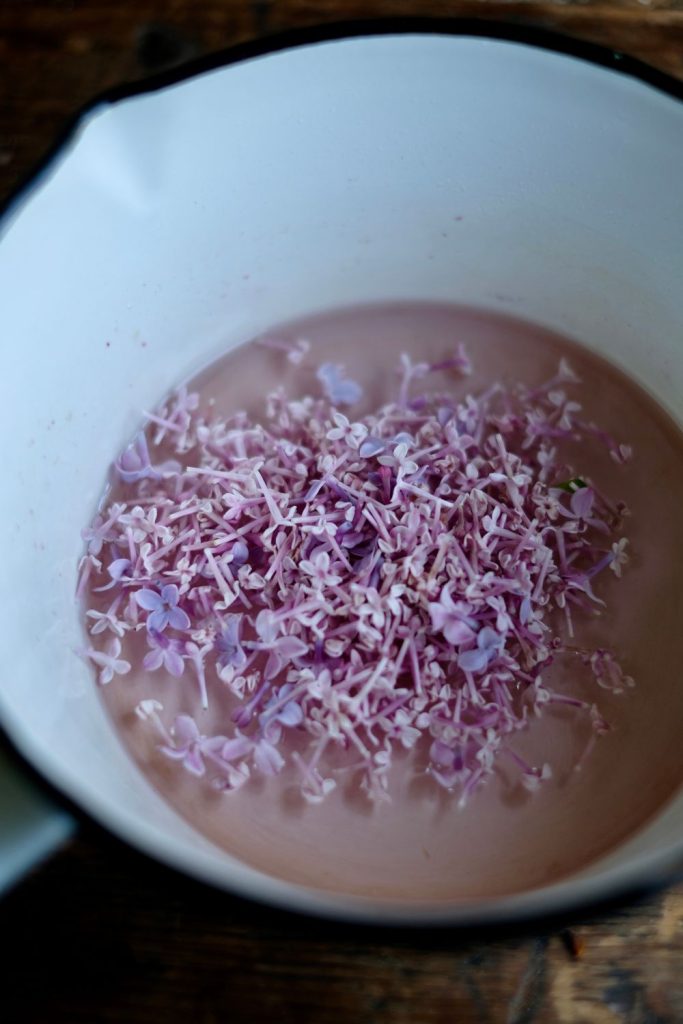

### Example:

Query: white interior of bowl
xmin=1 ymin=33 xmax=682 ymax=922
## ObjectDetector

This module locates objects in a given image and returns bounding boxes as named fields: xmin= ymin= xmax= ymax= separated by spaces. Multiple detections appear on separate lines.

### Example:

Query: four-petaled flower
xmin=86 ymin=597 xmax=127 ymax=637
xmin=429 ymin=342 xmax=472 ymax=377
xmin=263 ymin=635 xmax=309 ymax=680
xmin=166 ymin=385 xmax=199 ymax=430
xmin=359 ymin=435 xmax=387 ymax=458
xmin=378 ymin=441 xmax=418 ymax=477
xmin=215 ymin=615 xmax=247 ymax=674
xmin=118 ymin=505 xmax=171 ymax=544
xmin=160 ymin=715 xmax=207 ymax=776
xmin=326 ymin=412 xmax=368 ymax=449
xmin=81 ymin=505 xmax=124 ymax=556
xmin=260 ymin=683 xmax=304 ymax=733
xmin=609 ymin=538 xmax=629 ymax=578
xmin=317 ymin=363 xmax=363 ymax=406
xmin=428 ymin=587 xmax=477 ymax=646
xmin=588 ymin=649 xmax=634 ymax=693
xmin=557 ymin=486 xmax=609 ymax=535
xmin=135 ymin=584 xmax=191 ymax=632
xmin=385 ymin=709 xmax=421 ymax=749
xmin=82 ymin=515 xmax=107 ymax=556
xmin=143 ymin=629 xmax=185 ymax=677
xmin=356 ymin=586 xmax=386 ymax=630
xmin=220 ymin=730 xmax=286 ymax=776
xmin=458 ymin=627 xmax=504 ymax=674
xmin=85 ymin=637 xmax=131 ymax=685
xmin=299 ymin=549 xmax=342 ymax=588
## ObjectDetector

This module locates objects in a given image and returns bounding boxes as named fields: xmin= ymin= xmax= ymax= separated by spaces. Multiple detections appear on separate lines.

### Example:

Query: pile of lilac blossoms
xmin=79 ymin=346 xmax=633 ymax=806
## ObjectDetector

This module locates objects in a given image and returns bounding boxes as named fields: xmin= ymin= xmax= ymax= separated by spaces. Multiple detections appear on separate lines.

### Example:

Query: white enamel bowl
xmin=1 ymin=25 xmax=682 ymax=922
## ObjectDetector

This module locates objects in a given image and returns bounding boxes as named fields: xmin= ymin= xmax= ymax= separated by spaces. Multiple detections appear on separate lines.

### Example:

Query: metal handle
xmin=0 ymin=742 xmax=74 ymax=896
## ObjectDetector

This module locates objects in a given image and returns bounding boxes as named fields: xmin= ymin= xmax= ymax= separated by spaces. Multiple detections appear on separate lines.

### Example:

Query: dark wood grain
xmin=1 ymin=0 xmax=683 ymax=202
xmin=2 ymin=3 xmax=683 ymax=1022
xmin=4 ymin=825 xmax=683 ymax=1023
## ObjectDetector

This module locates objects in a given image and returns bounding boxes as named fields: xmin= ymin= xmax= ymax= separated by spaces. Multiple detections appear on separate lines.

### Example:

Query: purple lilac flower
xmin=428 ymin=587 xmax=476 ymax=646
xmin=458 ymin=627 xmax=504 ymax=674
xmin=299 ymin=549 xmax=342 ymax=588
xmin=82 ymin=350 xmax=634 ymax=806
xmin=359 ymin=435 xmax=387 ymax=458
xmin=135 ymin=584 xmax=191 ymax=632
xmin=260 ymin=683 xmax=304 ymax=732
xmin=143 ymin=629 xmax=185 ymax=676
xmin=114 ymin=431 xmax=180 ymax=483
xmin=93 ymin=557 xmax=131 ymax=592
xmin=114 ymin=432 xmax=158 ymax=483
xmin=219 ymin=730 xmax=285 ymax=776
xmin=317 ymin=363 xmax=363 ymax=405
xmin=215 ymin=615 xmax=247 ymax=673
xmin=263 ymin=635 xmax=309 ymax=679
xmin=160 ymin=715 xmax=206 ymax=776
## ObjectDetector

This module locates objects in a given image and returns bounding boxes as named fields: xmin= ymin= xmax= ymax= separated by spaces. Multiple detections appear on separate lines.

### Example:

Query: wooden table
xmin=2 ymin=3 xmax=683 ymax=1021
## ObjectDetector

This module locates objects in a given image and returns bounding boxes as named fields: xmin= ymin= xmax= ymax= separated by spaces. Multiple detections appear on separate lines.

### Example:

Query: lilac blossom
xmin=81 ymin=505 xmax=124 ymax=556
xmin=82 ymin=516 xmax=107 ymax=556
xmin=160 ymin=715 xmax=207 ymax=776
xmin=135 ymin=584 xmax=191 ymax=632
xmin=326 ymin=412 xmax=368 ymax=449
xmin=299 ymin=549 xmax=342 ymax=588
xmin=262 ymin=635 xmax=309 ymax=679
xmin=587 ymin=649 xmax=634 ymax=693
xmin=215 ymin=615 xmax=247 ymax=674
xmin=118 ymin=505 xmax=169 ymax=544
xmin=458 ymin=627 xmax=504 ymax=673
xmin=145 ymin=386 xmax=200 ymax=446
xmin=257 ymin=336 xmax=310 ymax=366
xmin=429 ymin=342 xmax=472 ymax=377
xmin=554 ymin=485 xmax=610 ymax=535
xmin=114 ymin=432 xmax=158 ymax=483
xmin=260 ymin=683 xmax=304 ymax=731
xmin=143 ymin=629 xmax=185 ymax=677
xmin=429 ymin=587 xmax=477 ymax=646
xmin=86 ymin=597 xmax=127 ymax=637
xmin=185 ymin=641 xmax=212 ymax=709
xmin=317 ymin=363 xmax=363 ymax=405
xmin=84 ymin=637 xmax=131 ymax=685
xmin=609 ymin=538 xmax=629 ymax=578
xmin=114 ymin=432 xmax=180 ymax=483
xmin=220 ymin=728 xmax=285 ymax=776
xmin=93 ymin=557 xmax=131 ymax=592
xmin=359 ymin=435 xmax=387 ymax=458
xmin=81 ymin=349 xmax=634 ymax=805
xmin=134 ymin=699 xmax=170 ymax=740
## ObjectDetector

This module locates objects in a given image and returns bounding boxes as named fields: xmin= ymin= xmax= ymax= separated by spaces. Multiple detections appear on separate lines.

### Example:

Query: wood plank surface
xmin=4 ymin=824 xmax=683 ymax=1022
xmin=2 ymin=3 xmax=683 ymax=1022
xmin=1 ymin=0 xmax=683 ymax=202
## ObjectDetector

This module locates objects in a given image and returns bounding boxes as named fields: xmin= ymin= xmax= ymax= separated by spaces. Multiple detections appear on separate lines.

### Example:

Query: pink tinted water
xmin=98 ymin=303 xmax=683 ymax=901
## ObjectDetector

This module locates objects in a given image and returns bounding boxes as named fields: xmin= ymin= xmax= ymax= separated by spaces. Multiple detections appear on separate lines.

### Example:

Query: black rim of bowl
xmin=1 ymin=16 xmax=682 ymax=926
